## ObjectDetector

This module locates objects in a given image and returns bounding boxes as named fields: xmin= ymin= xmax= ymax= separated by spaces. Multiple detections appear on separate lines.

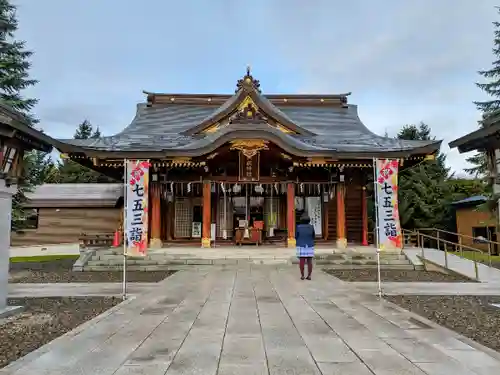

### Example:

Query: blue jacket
xmin=295 ymin=223 xmax=315 ymax=247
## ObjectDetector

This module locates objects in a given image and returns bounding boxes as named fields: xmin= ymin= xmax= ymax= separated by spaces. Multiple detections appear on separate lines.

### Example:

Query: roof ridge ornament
xmin=236 ymin=65 xmax=261 ymax=93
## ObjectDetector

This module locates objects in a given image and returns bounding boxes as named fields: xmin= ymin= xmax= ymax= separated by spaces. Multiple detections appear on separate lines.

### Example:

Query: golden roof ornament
xmin=236 ymin=65 xmax=261 ymax=93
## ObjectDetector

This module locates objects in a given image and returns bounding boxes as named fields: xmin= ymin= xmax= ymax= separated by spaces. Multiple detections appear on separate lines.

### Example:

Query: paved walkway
xmin=351 ymin=281 xmax=500 ymax=295
xmin=9 ymin=279 xmax=500 ymax=298
xmin=3 ymin=267 xmax=500 ymax=375
xmin=405 ymin=247 xmax=500 ymax=283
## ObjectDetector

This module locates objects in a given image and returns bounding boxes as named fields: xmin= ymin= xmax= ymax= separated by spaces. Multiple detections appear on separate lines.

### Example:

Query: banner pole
xmin=122 ymin=158 xmax=128 ymax=301
xmin=373 ymin=158 xmax=382 ymax=299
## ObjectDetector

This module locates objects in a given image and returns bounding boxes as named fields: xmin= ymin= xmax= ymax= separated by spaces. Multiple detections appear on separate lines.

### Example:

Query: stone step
xmin=81 ymin=263 xmax=416 ymax=272
xmin=80 ymin=248 xmax=413 ymax=271
xmin=90 ymin=253 xmax=407 ymax=261
xmin=86 ymin=258 xmax=411 ymax=267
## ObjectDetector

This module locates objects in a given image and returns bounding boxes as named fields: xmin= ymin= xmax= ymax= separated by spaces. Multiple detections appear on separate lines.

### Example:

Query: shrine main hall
xmin=47 ymin=69 xmax=440 ymax=248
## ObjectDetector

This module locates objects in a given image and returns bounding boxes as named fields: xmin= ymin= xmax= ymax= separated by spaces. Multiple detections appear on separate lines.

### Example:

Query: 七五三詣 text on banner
xmin=125 ymin=160 xmax=150 ymax=256
xmin=375 ymin=159 xmax=402 ymax=250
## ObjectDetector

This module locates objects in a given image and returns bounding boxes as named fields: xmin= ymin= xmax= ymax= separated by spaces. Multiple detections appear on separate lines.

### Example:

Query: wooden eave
xmin=0 ymin=103 xmax=55 ymax=153
xmin=143 ymin=91 xmax=351 ymax=107
xmin=449 ymin=122 xmax=500 ymax=153
xmin=60 ymin=139 xmax=441 ymax=162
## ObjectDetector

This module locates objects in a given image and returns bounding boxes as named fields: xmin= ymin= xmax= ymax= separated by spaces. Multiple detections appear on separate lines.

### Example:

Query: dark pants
xmin=299 ymin=257 xmax=313 ymax=277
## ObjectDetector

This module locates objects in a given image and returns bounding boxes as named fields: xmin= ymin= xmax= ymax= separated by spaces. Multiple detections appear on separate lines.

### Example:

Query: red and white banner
xmin=375 ymin=159 xmax=402 ymax=250
xmin=125 ymin=160 xmax=150 ymax=256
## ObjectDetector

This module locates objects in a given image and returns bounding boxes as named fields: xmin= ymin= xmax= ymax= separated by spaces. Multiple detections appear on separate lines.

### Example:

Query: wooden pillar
xmin=150 ymin=183 xmax=162 ymax=248
xmin=287 ymin=183 xmax=296 ymax=248
xmin=362 ymin=186 xmax=369 ymax=246
xmin=336 ymin=182 xmax=347 ymax=248
xmin=202 ymin=182 xmax=211 ymax=248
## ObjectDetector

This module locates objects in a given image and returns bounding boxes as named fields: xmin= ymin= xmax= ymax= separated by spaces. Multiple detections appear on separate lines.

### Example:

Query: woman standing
xmin=296 ymin=214 xmax=315 ymax=280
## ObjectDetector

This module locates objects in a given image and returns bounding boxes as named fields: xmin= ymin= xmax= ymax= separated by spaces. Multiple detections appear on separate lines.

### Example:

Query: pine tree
xmin=0 ymin=0 xmax=37 ymax=120
xmin=0 ymin=0 xmax=53 ymax=228
xmin=467 ymin=7 xmax=500 ymax=176
xmin=56 ymin=120 xmax=114 ymax=183
xmin=91 ymin=126 xmax=101 ymax=138
xmin=74 ymin=119 xmax=93 ymax=139
xmin=396 ymin=123 xmax=451 ymax=229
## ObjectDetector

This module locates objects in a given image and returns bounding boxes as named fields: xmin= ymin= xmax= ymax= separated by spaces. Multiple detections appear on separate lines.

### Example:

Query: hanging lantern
xmin=255 ymin=184 xmax=264 ymax=194
xmin=233 ymin=183 xmax=241 ymax=193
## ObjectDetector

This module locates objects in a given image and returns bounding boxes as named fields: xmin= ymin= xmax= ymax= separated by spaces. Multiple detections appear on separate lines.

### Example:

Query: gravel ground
xmin=386 ymin=295 xmax=500 ymax=353
xmin=9 ymin=270 xmax=176 ymax=283
xmin=324 ymin=268 xmax=474 ymax=282
xmin=1 ymin=297 xmax=120 ymax=369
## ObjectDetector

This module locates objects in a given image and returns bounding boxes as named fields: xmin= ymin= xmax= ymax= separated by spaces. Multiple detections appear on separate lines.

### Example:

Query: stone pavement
xmin=2 ymin=266 xmax=500 ymax=375
xmin=405 ymin=247 xmax=500 ymax=283
xmin=350 ymin=281 xmax=500 ymax=295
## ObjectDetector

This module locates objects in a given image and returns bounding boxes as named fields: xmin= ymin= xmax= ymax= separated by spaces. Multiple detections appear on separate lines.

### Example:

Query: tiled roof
xmin=25 ymin=183 xmax=123 ymax=207
xmin=58 ymin=101 xmax=440 ymax=155
xmin=451 ymin=195 xmax=488 ymax=206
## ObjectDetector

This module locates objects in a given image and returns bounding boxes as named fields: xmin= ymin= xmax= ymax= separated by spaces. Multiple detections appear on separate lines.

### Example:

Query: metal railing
xmin=415 ymin=228 xmax=498 ymax=267
xmin=402 ymin=229 xmax=484 ymax=280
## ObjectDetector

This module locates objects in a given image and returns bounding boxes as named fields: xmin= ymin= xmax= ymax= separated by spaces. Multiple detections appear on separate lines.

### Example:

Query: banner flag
xmin=375 ymin=159 xmax=403 ymax=250
xmin=125 ymin=160 xmax=150 ymax=256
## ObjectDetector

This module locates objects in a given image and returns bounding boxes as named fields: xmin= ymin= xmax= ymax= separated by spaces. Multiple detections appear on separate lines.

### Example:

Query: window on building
xmin=24 ymin=209 xmax=39 ymax=229
xmin=472 ymin=227 xmax=488 ymax=243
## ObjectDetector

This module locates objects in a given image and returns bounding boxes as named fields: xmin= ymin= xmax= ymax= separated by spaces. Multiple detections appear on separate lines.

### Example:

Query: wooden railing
xmin=79 ymin=232 xmax=114 ymax=249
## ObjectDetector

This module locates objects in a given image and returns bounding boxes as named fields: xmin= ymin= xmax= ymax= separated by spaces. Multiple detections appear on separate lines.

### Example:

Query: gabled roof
xmin=25 ymin=183 xmax=122 ymax=207
xmin=52 ymin=69 xmax=442 ymax=159
xmin=178 ymin=72 xmax=315 ymax=136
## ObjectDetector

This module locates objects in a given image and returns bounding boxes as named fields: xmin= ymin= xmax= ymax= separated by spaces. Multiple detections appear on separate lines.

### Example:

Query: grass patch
xmin=9 ymin=254 xmax=79 ymax=263
xmin=450 ymin=251 xmax=500 ymax=263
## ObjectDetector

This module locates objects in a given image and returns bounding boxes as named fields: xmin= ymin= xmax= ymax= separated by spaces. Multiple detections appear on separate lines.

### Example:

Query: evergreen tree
xmin=396 ymin=123 xmax=451 ymax=229
xmin=0 ymin=0 xmax=36 ymax=120
xmin=0 ymin=0 xmax=53 ymax=228
xmin=56 ymin=120 xmax=114 ymax=183
xmin=467 ymin=7 xmax=500 ymax=176
xmin=73 ymin=119 xmax=93 ymax=139
xmin=395 ymin=123 xmax=487 ymax=231
xmin=397 ymin=123 xmax=449 ymax=177
xmin=91 ymin=126 xmax=101 ymax=138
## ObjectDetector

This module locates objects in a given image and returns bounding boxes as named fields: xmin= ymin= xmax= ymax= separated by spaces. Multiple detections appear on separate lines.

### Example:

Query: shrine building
xmin=47 ymin=68 xmax=441 ymax=249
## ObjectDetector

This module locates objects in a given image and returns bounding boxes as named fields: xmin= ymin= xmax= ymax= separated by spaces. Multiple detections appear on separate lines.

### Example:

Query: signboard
xmin=192 ymin=222 xmax=201 ymax=238
xmin=375 ymin=159 xmax=402 ymax=250
xmin=306 ymin=197 xmax=322 ymax=237
xmin=125 ymin=160 xmax=150 ymax=256
xmin=238 ymin=152 xmax=260 ymax=181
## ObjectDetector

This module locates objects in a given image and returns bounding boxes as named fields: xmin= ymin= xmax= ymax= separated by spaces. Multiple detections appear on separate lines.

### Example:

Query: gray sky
xmin=14 ymin=0 xmax=499 ymax=174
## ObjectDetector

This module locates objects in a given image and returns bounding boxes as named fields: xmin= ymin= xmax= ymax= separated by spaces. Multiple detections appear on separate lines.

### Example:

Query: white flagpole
xmin=373 ymin=158 xmax=382 ymax=299
xmin=122 ymin=158 xmax=128 ymax=300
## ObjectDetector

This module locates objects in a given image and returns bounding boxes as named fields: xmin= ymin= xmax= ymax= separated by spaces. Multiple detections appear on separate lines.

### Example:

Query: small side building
xmin=11 ymin=183 xmax=123 ymax=246
xmin=452 ymin=195 xmax=498 ymax=253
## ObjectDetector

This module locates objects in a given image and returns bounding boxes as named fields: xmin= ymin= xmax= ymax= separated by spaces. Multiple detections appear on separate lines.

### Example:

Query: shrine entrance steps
xmin=75 ymin=245 xmax=415 ymax=271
